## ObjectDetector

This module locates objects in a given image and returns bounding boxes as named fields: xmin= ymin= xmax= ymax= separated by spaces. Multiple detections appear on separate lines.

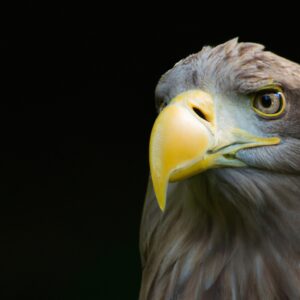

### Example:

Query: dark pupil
xmin=261 ymin=94 xmax=273 ymax=108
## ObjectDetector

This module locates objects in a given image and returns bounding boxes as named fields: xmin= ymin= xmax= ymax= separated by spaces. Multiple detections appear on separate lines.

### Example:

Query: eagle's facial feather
xmin=139 ymin=38 xmax=300 ymax=300
xmin=155 ymin=38 xmax=300 ymax=174
xmin=155 ymin=38 xmax=300 ymax=109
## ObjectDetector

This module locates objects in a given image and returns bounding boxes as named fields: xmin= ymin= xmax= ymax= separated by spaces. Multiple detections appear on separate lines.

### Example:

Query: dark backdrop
xmin=1 ymin=4 xmax=299 ymax=300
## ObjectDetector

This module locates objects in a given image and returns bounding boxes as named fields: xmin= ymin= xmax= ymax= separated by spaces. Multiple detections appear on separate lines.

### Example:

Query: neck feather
xmin=140 ymin=169 xmax=300 ymax=300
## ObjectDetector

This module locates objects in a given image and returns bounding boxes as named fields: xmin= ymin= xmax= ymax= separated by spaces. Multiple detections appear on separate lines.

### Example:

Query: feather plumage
xmin=140 ymin=39 xmax=300 ymax=299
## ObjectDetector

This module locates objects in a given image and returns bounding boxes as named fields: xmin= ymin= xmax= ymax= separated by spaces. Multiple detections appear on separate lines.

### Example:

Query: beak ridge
xmin=149 ymin=90 xmax=215 ymax=210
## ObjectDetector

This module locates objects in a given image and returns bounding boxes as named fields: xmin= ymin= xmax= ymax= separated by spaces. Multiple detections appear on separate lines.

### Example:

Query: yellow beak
xmin=149 ymin=90 xmax=280 ymax=211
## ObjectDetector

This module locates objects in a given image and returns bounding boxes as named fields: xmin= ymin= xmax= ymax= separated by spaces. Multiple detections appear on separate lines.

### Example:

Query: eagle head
xmin=140 ymin=39 xmax=300 ymax=300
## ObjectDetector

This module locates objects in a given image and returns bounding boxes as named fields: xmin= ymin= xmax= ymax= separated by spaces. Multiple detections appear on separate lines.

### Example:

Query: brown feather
xmin=140 ymin=39 xmax=300 ymax=299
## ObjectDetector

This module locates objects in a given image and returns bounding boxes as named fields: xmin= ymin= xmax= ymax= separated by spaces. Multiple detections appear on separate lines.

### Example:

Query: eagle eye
xmin=252 ymin=90 xmax=286 ymax=118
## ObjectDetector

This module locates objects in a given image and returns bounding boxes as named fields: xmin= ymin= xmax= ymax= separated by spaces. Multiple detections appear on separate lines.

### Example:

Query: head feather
xmin=140 ymin=39 xmax=300 ymax=300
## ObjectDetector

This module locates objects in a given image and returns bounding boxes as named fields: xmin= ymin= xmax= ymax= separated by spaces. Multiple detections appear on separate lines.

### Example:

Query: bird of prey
xmin=139 ymin=39 xmax=300 ymax=300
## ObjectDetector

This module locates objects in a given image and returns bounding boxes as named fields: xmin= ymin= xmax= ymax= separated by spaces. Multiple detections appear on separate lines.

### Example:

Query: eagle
xmin=139 ymin=39 xmax=300 ymax=299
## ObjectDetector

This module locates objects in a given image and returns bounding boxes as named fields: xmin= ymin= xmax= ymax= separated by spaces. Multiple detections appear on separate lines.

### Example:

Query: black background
xmin=1 ymin=3 xmax=299 ymax=300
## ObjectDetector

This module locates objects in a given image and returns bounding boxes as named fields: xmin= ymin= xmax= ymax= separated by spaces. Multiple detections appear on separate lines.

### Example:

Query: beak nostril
xmin=192 ymin=107 xmax=207 ymax=121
